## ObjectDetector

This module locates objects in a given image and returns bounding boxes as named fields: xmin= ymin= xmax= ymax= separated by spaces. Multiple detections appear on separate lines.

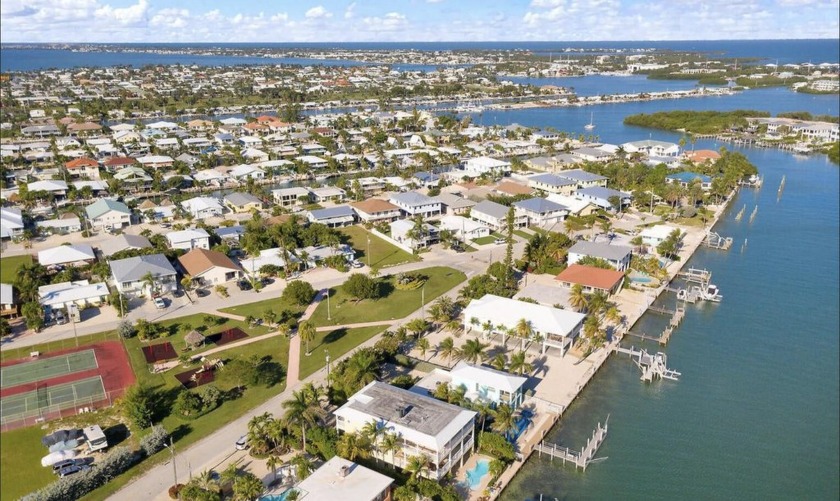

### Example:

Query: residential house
xmin=567 ymin=241 xmax=632 ymax=272
xmin=389 ymin=191 xmax=441 ymax=218
xmin=494 ymin=181 xmax=532 ymax=197
xmin=390 ymin=219 xmax=440 ymax=249
xmin=462 ymin=156 xmax=512 ymax=177
xmin=297 ymin=155 xmax=329 ymax=170
xmin=571 ymin=147 xmax=613 ymax=162
xmin=272 ymin=187 xmax=311 ymax=207
xmin=463 ymin=294 xmax=586 ymax=356
xmin=228 ymin=164 xmax=266 ymax=181
xmin=296 ymin=244 xmax=355 ymax=268
xmin=37 ymin=244 xmax=95 ymax=269
xmin=38 ymin=280 xmax=109 ymax=311
xmin=36 ymin=215 xmax=82 ymax=235
xmin=85 ymin=199 xmax=132 ymax=230
xmin=99 ymin=234 xmax=152 ymax=258
xmin=557 ymin=169 xmax=608 ymax=189
xmin=308 ymin=187 xmax=346 ymax=204
xmin=334 ymin=381 xmax=476 ymax=481
xmin=470 ymin=200 xmax=527 ymax=232
xmin=307 ymin=206 xmax=356 ymax=228
xmin=166 ymin=228 xmax=211 ymax=250
xmin=622 ymin=140 xmax=680 ymax=157
xmin=575 ymin=187 xmax=632 ymax=211
xmin=137 ymin=155 xmax=174 ymax=170
xmin=215 ymin=225 xmax=245 ymax=242
xmin=640 ymin=224 xmax=681 ymax=247
xmin=350 ymin=199 xmax=402 ymax=223
xmin=295 ymin=457 xmax=394 ymax=501
xmin=545 ymin=194 xmax=597 ymax=217
xmin=110 ymin=254 xmax=178 ymax=298
xmin=555 ymin=264 xmax=625 ymax=296
xmin=512 ymin=198 xmax=569 ymax=228
xmin=527 ymin=173 xmax=578 ymax=195
xmin=433 ymin=193 xmax=475 ymax=216
xmin=666 ymin=172 xmax=712 ymax=190
xmin=411 ymin=361 xmax=527 ymax=409
xmin=181 ymin=197 xmax=224 ymax=219
xmin=64 ymin=157 xmax=101 ymax=180
xmin=25 ymin=180 xmax=68 ymax=198
xmin=178 ymin=248 xmax=242 ymax=285
xmin=1 ymin=207 xmax=25 ymax=239
xmin=438 ymin=215 xmax=490 ymax=241
xmin=239 ymin=248 xmax=301 ymax=277
xmin=223 ymin=192 xmax=265 ymax=213
xmin=114 ymin=166 xmax=153 ymax=189
xmin=0 ymin=283 xmax=19 ymax=318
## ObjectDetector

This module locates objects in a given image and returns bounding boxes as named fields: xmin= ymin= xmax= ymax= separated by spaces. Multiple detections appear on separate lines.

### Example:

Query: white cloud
xmin=150 ymin=8 xmax=189 ymax=29
xmin=305 ymin=6 xmax=332 ymax=19
xmin=362 ymin=12 xmax=408 ymax=31
xmin=345 ymin=2 xmax=356 ymax=19
xmin=94 ymin=0 xmax=148 ymax=25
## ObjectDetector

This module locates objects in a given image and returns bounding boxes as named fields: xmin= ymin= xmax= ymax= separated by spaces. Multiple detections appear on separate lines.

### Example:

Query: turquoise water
xmin=629 ymin=274 xmax=653 ymax=284
xmin=502 ymin=145 xmax=840 ymax=499
xmin=466 ymin=458 xmax=491 ymax=490
xmin=259 ymin=489 xmax=297 ymax=501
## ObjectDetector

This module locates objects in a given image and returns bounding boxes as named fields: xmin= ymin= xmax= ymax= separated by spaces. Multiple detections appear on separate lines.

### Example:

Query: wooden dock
xmin=702 ymin=231 xmax=733 ymax=250
xmin=535 ymin=416 xmax=609 ymax=470
xmin=614 ymin=346 xmax=681 ymax=382
xmin=625 ymin=307 xmax=684 ymax=345
xmin=678 ymin=268 xmax=711 ymax=285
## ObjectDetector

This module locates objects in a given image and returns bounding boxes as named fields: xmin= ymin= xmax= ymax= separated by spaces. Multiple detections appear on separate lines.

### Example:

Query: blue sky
xmin=1 ymin=0 xmax=838 ymax=43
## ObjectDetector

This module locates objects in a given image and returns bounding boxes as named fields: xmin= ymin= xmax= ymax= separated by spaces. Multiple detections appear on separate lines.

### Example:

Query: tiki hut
xmin=184 ymin=330 xmax=205 ymax=349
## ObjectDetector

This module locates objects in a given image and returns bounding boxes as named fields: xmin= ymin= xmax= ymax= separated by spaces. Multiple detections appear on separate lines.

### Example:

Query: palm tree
xmin=220 ymin=464 xmax=239 ymax=491
xmin=415 ymin=337 xmax=430 ymax=360
xmin=460 ymin=338 xmax=488 ymax=364
xmin=190 ymin=469 xmax=219 ymax=493
xmin=346 ymin=349 xmax=381 ymax=389
xmin=514 ymin=318 xmax=533 ymax=351
xmin=141 ymin=271 xmax=158 ymax=297
xmin=290 ymin=453 xmax=314 ymax=481
xmin=282 ymin=389 xmax=322 ymax=451
xmin=472 ymin=400 xmax=492 ymax=434
xmin=605 ymin=306 xmax=622 ymax=326
xmin=481 ymin=320 xmax=494 ymax=341
xmin=490 ymin=353 xmax=507 ymax=371
xmin=233 ymin=471 xmax=265 ymax=501
xmin=266 ymin=455 xmax=281 ymax=483
xmin=338 ymin=431 xmax=373 ymax=462
xmin=379 ymin=432 xmax=401 ymax=470
xmin=491 ymin=404 xmax=519 ymax=436
xmin=569 ymin=284 xmax=588 ymax=312
xmin=584 ymin=314 xmax=602 ymax=342
xmin=508 ymin=351 xmax=532 ymax=376
xmin=404 ymin=454 xmax=431 ymax=480
xmin=589 ymin=291 xmax=609 ymax=316
xmin=437 ymin=337 xmax=459 ymax=365
xmin=298 ymin=321 xmax=316 ymax=356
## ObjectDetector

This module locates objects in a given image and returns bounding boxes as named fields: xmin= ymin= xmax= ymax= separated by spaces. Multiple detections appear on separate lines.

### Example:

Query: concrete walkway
xmin=285 ymin=288 xmax=327 ymax=387
xmin=314 ymin=320 xmax=394 ymax=332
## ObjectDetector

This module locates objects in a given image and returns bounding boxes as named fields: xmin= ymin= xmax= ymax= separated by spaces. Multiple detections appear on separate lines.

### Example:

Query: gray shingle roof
xmin=390 ymin=191 xmax=435 ymax=207
xmin=568 ymin=241 xmax=632 ymax=262
xmin=223 ymin=192 xmax=262 ymax=207
xmin=529 ymin=173 xmax=577 ymax=187
xmin=85 ymin=199 xmax=131 ymax=220
xmin=473 ymin=200 xmax=509 ymax=219
xmin=110 ymin=254 xmax=177 ymax=283
xmin=309 ymin=206 xmax=355 ymax=220
xmin=513 ymin=197 xmax=567 ymax=214
xmin=557 ymin=169 xmax=608 ymax=183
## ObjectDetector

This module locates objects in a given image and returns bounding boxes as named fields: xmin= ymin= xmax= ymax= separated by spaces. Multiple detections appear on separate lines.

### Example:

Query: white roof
xmin=38 ymin=244 xmax=95 ymax=266
xmin=546 ymin=194 xmax=595 ymax=214
xmin=464 ymin=294 xmax=586 ymax=338
xmin=0 ymin=283 xmax=14 ymax=305
xmin=181 ymin=196 xmax=222 ymax=211
xmin=298 ymin=155 xmax=327 ymax=164
xmin=438 ymin=215 xmax=488 ymax=234
xmin=27 ymin=180 xmax=68 ymax=192
xmin=166 ymin=228 xmax=210 ymax=244
xmin=220 ymin=117 xmax=246 ymax=125
xmin=450 ymin=361 xmax=527 ymax=394
xmin=640 ymin=224 xmax=679 ymax=240
xmin=137 ymin=155 xmax=174 ymax=165
xmin=38 ymin=280 xmax=108 ymax=307
xmin=193 ymin=169 xmax=227 ymax=181
xmin=466 ymin=156 xmax=511 ymax=168
xmin=229 ymin=164 xmax=265 ymax=177
xmin=1 ymin=207 xmax=24 ymax=232
xmin=239 ymin=248 xmax=300 ymax=275
xmin=295 ymin=456 xmax=394 ymax=501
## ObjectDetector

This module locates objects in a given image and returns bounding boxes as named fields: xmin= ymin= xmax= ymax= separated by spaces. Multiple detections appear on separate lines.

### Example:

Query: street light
xmin=324 ymin=349 xmax=331 ymax=384
xmin=367 ymin=236 xmax=371 ymax=268
xmin=164 ymin=436 xmax=178 ymax=487
xmin=326 ymin=288 xmax=331 ymax=322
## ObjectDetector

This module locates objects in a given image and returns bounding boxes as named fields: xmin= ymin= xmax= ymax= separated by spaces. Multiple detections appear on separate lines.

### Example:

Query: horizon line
xmin=2 ymin=38 xmax=840 ymax=45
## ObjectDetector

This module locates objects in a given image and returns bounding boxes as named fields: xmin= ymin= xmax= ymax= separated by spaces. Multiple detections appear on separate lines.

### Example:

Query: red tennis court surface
xmin=174 ymin=366 xmax=216 ymax=389
xmin=207 ymin=328 xmax=247 ymax=346
xmin=141 ymin=342 xmax=178 ymax=363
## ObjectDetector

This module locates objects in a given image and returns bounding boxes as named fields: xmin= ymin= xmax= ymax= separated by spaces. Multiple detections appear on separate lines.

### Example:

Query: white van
xmin=83 ymin=425 xmax=108 ymax=453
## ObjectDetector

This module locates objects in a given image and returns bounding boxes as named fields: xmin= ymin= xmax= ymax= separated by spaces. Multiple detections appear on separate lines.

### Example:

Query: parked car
xmin=494 ymin=238 xmax=506 ymax=245
xmin=58 ymin=464 xmax=90 ymax=477
xmin=153 ymin=297 xmax=166 ymax=309
xmin=52 ymin=458 xmax=90 ymax=474
xmin=236 ymin=280 xmax=252 ymax=291
xmin=235 ymin=435 xmax=248 ymax=450
xmin=54 ymin=310 xmax=67 ymax=325
xmin=351 ymin=260 xmax=364 ymax=268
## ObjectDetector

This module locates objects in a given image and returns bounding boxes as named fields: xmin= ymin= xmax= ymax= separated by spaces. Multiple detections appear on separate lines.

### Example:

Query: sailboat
xmin=584 ymin=112 xmax=595 ymax=130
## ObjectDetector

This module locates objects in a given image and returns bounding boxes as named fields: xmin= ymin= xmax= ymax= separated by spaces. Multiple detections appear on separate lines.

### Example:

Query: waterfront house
xmin=178 ymin=248 xmax=242 ymax=285
xmin=411 ymin=361 xmax=527 ymax=409
xmin=297 ymin=155 xmax=329 ymax=170
xmin=308 ymin=186 xmax=346 ymax=204
xmin=85 ymin=199 xmax=132 ymax=230
xmin=557 ymin=169 xmax=608 ymax=189
xmin=114 ymin=166 xmax=153 ymax=188
xmin=527 ymin=173 xmax=578 ymax=195
xmin=223 ymin=192 xmax=265 ymax=213
xmin=575 ymin=186 xmax=632 ymax=211
xmin=350 ymin=199 xmax=402 ymax=223
xmin=684 ymin=149 xmax=721 ymax=165
xmin=666 ymin=172 xmax=712 ymax=190
xmin=137 ymin=155 xmax=174 ymax=170
xmin=470 ymin=200 xmax=527 ymax=232
xmin=240 ymin=248 xmax=302 ymax=277
xmin=307 ymin=206 xmax=356 ymax=227
xmin=99 ymin=234 xmax=152 ymax=258
xmin=110 ymin=254 xmax=178 ymax=298
xmin=38 ymin=244 xmax=96 ymax=268
xmin=36 ymin=215 xmax=82 ymax=235
xmin=571 ymin=147 xmax=613 ymax=162
xmin=568 ymin=241 xmax=632 ymax=272
xmin=433 ymin=193 xmax=475 ymax=216
xmin=295 ymin=456 xmax=394 ymax=501
xmin=0 ymin=207 xmax=24 ymax=240
xmin=272 ymin=187 xmax=311 ymax=207
xmin=462 ymin=156 xmax=512 ymax=178
xmin=513 ymin=197 xmax=569 ymax=228
xmin=622 ymin=140 xmax=680 ymax=157
xmin=463 ymin=294 xmax=586 ymax=356
xmin=181 ymin=196 xmax=224 ymax=220
xmin=334 ymin=381 xmax=477 ymax=481
xmin=555 ymin=264 xmax=625 ymax=296
xmin=38 ymin=280 xmax=108 ymax=312
xmin=25 ymin=180 xmax=68 ymax=198
xmin=545 ymin=194 xmax=597 ymax=217
xmin=640 ymin=225 xmax=681 ymax=247
xmin=389 ymin=191 xmax=442 ymax=218
xmin=194 ymin=169 xmax=228 ymax=186
xmin=438 ymin=215 xmax=490 ymax=241
xmin=390 ymin=219 xmax=440 ymax=249
xmin=166 ymin=228 xmax=211 ymax=251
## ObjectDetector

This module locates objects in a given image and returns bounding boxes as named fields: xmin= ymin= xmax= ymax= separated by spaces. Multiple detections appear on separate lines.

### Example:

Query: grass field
xmin=218 ymin=295 xmax=305 ymax=321
xmin=513 ymin=229 xmax=536 ymax=241
xmin=0 ymin=254 xmax=32 ymax=283
xmin=339 ymin=226 xmax=420 ymax=268
xmin=298 ymin=325 xmax=385 ymax=379
xmin=307 ymin=266 xmax=466 ymax=327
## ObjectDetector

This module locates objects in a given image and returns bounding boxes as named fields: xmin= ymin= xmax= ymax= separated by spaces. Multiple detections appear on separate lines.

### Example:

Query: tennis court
xmin=1 ymin=350 xmax=98 ymax=389
xmin=0 ymin=376 xmax=106 ymax=421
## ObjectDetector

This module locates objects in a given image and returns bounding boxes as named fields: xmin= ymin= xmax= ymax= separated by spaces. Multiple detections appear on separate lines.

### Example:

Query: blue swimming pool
xmin=465 ymin=458 xmax=490 ymax=490
xmin=507 ymin=408 xmax=534 ymax=443
xmin=260 ymin=489 xmax=297 ymax=501
xmin=630 ymin=274 xmax=653 ymax=283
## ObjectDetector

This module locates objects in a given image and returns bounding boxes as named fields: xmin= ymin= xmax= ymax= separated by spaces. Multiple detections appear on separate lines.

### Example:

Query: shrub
xmin=140 ymin=425 xmax=169 ymax=458
xmin=118 ymin=319 xmax=136 ymax=338
xmin=342 ymin=273 xmax=380 ymax=301
xmin=22 ymin=446 xmax=138 ymax=501
xmin=390 ymin=374 xmax=417 ymax=389
xmin=282 ymin=280 xmax=316 ymax=306
xmin=479 ymin=431 xmax=516 ymax=462
xmin=199 ymin=385 xmax=223 ymax=411
xmin=118 ymin=382 xmax=156 ymax=429
xmin=173 ymin=390 xmax=204 ymax=418
xmin=305 ymin=426 xmax=338 ymax=460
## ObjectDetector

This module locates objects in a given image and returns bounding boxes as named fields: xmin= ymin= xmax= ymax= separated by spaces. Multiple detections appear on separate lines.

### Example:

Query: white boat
xmin=693 ymin=284 xmax=722 ymax=302
xmin=584 ymin=112 xmax=595 ymax=130
xmin=676 ymin=289 xmax=688 ymax=301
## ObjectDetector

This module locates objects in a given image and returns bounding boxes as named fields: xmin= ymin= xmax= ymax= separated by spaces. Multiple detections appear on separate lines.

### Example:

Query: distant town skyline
xmin=1 ymin=0 xmax=838 ymax=43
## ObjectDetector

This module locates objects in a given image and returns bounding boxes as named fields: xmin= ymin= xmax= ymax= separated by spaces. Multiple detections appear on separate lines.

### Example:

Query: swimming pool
xmin=259 ymin=489 xmax=298 ymax=501
xmin=507 ymin=408 xmax=534 ymax=443
xmin=465 ymin=458 xmax=490 ymax=490
xmin=630 ymin=274 xmax=653 ymax=283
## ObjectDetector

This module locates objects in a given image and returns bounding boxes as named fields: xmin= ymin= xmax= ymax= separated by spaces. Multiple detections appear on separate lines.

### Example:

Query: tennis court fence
xmin=0 ymin=387 xmax=126 ymax=432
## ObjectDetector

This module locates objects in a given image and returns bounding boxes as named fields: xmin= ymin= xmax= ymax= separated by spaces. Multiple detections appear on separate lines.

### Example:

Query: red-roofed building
xmin=684 ymin=149 xmax=721 ymax=165
xmin=555 ymin=264 xmax=625 ymax=296
xmin=64 ymin=157 xmax=100 ymax=179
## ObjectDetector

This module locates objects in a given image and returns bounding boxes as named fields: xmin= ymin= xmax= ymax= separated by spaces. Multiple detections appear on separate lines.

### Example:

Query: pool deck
xmin=454 ymin=453 xmax=494 ymax=501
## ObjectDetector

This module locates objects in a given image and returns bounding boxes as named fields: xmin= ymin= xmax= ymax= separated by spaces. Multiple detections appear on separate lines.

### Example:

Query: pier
xmin=702 ymin=231 xmax=733 ymax=250
xmin=624 ymin=306 xmax=685 ymax=345
xmin=614 ymin=346 xmax=681 ymax=382
xmin=535 ymin=416 xmax=609 ymax=470
xmin=678 ymin=268 xmax=712 ymax=284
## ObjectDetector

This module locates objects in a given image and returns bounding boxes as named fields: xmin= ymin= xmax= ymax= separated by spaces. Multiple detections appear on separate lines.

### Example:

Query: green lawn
xmin=513 ymin=229 xmax=535 ymax=241
xmin=472 ymin=235 xmax=498 ymax=245
xmin=0 ymin=254 xmax=32 ymax=282
xmin=219 ymin=295 xmax=306 ymax=321
xmin=307 ymin=266 xmax=466 ymax=327
xmin=1 ymin=425 xmax=59 ymax=499
xmin=339 ymin=226 xmax=420 ymax=268
xmin=297 ymin=325 xmax=385 ymax=379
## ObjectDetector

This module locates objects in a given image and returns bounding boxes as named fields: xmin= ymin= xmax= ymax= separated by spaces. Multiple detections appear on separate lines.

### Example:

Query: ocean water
xmin=497 ymin=112 xmax=840 ymax=499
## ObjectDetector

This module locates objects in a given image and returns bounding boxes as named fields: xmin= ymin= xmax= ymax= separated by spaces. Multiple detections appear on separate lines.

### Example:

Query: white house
xmin=462 ymin=156 xmax=512 ymax=177
xmin=110 ymin=254 xmax=178 ymax=298
xmin=38 ymin=244 xmax=96 ymax=268
xmin=512 ymin=197 xmax=569 ymax=228
xmin=556 ymin=169 xmax=608 ymax=189
xmin=85 ymin=199 xmax=132 ymax=230
xmin=438 ymin=215 xmax=490 ymax=241
xmin=181 ymin=197 xmax=223 ymax=219
xmin=527 ymin=173 xmax=578 ymax=195
xmin=239 ymin=248 xmax=301 ymax=277
xmin=411 ymin=361 xmax=527 ymax=409
xmin=470 ymin=200 xmax=527 ymax=232
xmin=350 ymin=199 xmax=402 ymax=223
xmin=166 ymin=228 xmax=211 ymax=250
xmin=296 ymin=244 xmax=355 ymax=268
xmin=272 ymin=187 xmax=311 ymax=207
xmin=334 ymin=381 xmax=476 ymax=481
xmin=389 ymin=191 xmax=441 ymax=218
xmin=0 ymin=207 xmax=25 ymax=239
xmin=575 ymin=187 xmax=632 ymax=211
xmin=463 ymin=294 xmax=586 ymax=356
xmin=622 ymin=140 xmax=680 ymax=157
xmin=178 ymin=248 xmax=242 ymax=285
xmin=390 ymin=219 xmax=440 ymax=249
xmin=640 ymin=224 xmax=681 ymax=247
xmin=568 ymin=241 xmax=633 ymax=272
xmin=308 ymin=186 xmax=346 ymax=204
xmin=38 ymin=280 xmax=109 ymax=311
xmin=294 ymin=457 xmax=394 ymax=501
xmin=307 ymin=206 xmax=356 ymax=228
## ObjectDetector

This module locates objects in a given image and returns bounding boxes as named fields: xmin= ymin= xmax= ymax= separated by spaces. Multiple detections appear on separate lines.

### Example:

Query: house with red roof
xmin=64 ymin=157 xmax=101 ymax=180
xmin=555 ymin=264 xmax=625 ymax=296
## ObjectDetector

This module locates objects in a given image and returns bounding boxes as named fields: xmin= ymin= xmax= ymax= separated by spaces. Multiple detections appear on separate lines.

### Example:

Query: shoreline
xmin=492 ymin=187 xmax=739 ymax=500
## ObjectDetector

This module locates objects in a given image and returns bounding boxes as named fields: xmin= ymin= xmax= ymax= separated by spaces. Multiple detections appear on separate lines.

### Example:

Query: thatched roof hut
xmin=184 ymin=330 xmax=205 ymax=349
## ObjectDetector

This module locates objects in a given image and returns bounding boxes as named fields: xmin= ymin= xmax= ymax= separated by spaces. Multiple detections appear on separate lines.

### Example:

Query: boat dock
xmin=702 ymin=231 xmax=733 ymax=250
xmin=614 ymin=346 xmax=681 ymax=382
xmin=625 ymin=306 xmax=685 ymax=345
xmin=535 ymin=416 xmax=609 ymax=470
xmin=679 ymin=268 xmax=711 ymax=284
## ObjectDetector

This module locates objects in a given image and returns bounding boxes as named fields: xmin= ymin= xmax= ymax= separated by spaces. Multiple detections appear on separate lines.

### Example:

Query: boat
xmin=693 ymin=284 xmax=722 ymax=302
xmin=584 ymin=112 xmax=595 ymax=130
xmin=676 ymin=289 xmax=688 ymax=301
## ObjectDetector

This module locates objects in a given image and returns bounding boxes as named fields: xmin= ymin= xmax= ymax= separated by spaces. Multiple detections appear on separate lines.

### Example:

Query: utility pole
xmin=367 ymin=236 xmax=371 ymax=267
xmin=325 ymin=350 xmax=331 ymax=385
xmin=421 ymin=286 xmax=425 ymax=319
xmin=164 ymin=436 xmax=177 ymax=487
xmin=326 ymin=288 xmax=331 ymax=322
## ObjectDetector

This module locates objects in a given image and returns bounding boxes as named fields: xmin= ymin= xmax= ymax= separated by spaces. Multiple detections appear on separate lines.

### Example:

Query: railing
xmin=0 ymin=387 xmax=125 ymax=432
